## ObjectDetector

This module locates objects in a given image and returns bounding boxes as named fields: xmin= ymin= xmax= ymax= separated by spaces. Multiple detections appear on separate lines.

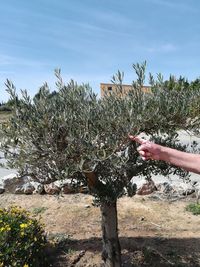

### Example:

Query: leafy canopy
xmin=1 ymin=63 xmax=199 ymax=203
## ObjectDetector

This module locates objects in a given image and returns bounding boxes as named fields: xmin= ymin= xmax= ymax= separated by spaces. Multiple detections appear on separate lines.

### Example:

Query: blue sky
xmin=0 ymin=0 xmax=200 ymax=101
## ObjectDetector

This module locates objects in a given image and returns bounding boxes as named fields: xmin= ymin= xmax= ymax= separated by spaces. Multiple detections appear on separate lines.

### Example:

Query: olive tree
xmin=0 ymin=63 xmax=199 ymax=266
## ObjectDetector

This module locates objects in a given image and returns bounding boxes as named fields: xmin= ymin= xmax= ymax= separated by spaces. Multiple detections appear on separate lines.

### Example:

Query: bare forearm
xmin=160 ymin=146 xmax=200 ymax=174
xmin=130 ymin=135 xmax=200 ymax=174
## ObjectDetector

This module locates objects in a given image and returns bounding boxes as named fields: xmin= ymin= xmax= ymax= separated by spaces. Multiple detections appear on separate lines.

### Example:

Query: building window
xmin=107 ymin=86 xmax=112 ymax=91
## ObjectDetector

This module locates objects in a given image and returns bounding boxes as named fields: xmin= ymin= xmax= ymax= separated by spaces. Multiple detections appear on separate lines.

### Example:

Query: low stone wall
xmin=0 ymin=173 xmax=89 ymax=195
xmin=0 ymin=173 xmax=199 ymax=201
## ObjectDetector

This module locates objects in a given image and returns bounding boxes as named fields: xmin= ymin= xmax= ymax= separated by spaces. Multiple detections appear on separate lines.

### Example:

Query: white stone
xmin=15 ymin=183 xmax=35 ymax=195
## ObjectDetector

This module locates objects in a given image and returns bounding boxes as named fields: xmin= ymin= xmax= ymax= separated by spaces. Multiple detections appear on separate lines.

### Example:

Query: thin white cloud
xmin=145 ymin=43 xmax=177 ymax=53
xmin=145 ymin=0 xmax=197 ymax=13
xmin=41 ymin=1 xmax=134 ymax=28
xmin=36 ymin=11 xmax=137 ymax=41
xmin=0 ymin=55 xmax=15 ymax=65
xmin=72 ymin=21 xmax=133 ymax=38
xmin=0 ymin=54 xmax=48 ymax=68
xmin=88 ymin=9 xmax=133 ymax=27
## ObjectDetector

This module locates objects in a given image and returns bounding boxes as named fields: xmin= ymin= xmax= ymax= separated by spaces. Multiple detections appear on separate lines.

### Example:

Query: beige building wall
xmin=100 ymin=83 xmax=151 ymax=97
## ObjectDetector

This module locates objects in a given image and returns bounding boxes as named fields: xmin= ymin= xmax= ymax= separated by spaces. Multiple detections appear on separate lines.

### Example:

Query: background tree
xmin=0 ymin=63 xmax=199 ymax=267
xmin=162 ymin=74 xmax=190 ymax=91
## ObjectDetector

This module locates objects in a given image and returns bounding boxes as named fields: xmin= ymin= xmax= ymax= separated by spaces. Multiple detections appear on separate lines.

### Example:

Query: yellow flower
xmin=5 ymin=225 xmax=11 ymax=231
xmin=20 ymin=223 xmax=28 ymax=229
xmin=20 ymin=231 xmax=25 ymax=237
xmin=0 ymin=262 xmax=4 ymax=267
xmin=23 ymin=264 xmax=29 ymax=267
xmin=27 ymin=220 xmax=33 ymax=226
xmin=0 ymin=227 xmax=5 ymax=232
xmin=0 ymin=225 xmax=11 ymax=232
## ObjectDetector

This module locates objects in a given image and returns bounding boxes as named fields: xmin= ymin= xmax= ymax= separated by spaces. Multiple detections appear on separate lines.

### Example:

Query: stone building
xmin=100 ymin=83 xmax=151 ymax=97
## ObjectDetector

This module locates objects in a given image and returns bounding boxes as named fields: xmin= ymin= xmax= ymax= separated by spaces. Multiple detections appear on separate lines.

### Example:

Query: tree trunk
xmin=100 ymin=201 xmax=121 ymax=267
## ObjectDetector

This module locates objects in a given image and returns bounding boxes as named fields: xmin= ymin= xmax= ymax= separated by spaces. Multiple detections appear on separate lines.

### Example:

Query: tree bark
xmin=101 ymin=201 xmax=121 ymax=267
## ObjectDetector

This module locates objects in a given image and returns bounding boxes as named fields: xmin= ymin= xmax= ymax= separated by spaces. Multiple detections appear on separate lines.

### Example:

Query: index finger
xmin=128 ymin=135 xmax=147 ymax=145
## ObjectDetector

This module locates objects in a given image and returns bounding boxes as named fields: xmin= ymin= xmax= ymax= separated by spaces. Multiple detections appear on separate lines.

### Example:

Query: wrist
xmin=158 ymin=145 xmax=170 ymax=162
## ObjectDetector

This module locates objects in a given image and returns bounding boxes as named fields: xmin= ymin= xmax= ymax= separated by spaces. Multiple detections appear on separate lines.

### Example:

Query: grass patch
xmin=186 ymin=203 xmax=200 ymax=215
xmin=32 ymin=206 xmax=48 ymax=215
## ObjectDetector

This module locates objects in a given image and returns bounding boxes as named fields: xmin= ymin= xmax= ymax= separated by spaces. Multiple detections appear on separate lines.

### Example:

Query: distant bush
xmin=0 ymin=105 xmax=12 ymax=112
xmin=186 ymin=203 xmax=200 ymax=215
xmin=0 ymin=206 xmax=47 ymax=267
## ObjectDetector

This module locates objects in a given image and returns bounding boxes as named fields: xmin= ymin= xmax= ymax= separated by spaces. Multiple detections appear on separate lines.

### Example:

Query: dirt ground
xmin=1 ymin=193 xmax=200 ymax=267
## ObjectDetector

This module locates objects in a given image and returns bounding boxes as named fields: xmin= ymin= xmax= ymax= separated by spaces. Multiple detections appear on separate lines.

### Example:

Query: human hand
xmin=129 ymin=135 xmax=162 ymax=161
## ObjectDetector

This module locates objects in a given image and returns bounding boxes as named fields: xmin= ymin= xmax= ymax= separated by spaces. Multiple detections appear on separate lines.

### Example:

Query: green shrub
xmin=0 ymin=206 xmax=47 ymax=267
xmin=0 ymin=105 xmax=12 ymax=112
xmin=186 ymin=203 xmax=200 ymax=215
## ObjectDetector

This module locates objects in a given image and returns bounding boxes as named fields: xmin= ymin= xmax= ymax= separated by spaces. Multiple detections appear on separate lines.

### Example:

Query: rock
xmin=44 ymin=183 xmax=61 ymax=195
xmin=30 ymin=181 xmax=44 ymax=194
xmin=62 ymin=185 xmax=75 ymax=194
xmin=131 ymin=177 xmax=147 ymax=189
xmin=78 ymin=186 xmax=89 ymax=194
xmin=148 ymin=193 xmax=163 ymax=201
xmin=15 ymin=183 xmax=35 ymax=195
xmin=157 ymin=181 xmax=195 ymax=196
xmin=1 ymin=173 xmax=31 ymax=193
xmin=0 ymin=173 xmax=46 ymax=194
xmin=157 ymin=182 xmax=173 ymax=194
xmin=54 ymin=179 xmax=73 ymax=188
xmin=0 ymin=173 xmax=87 ymax=195
xmin=137 ymin=179 xmax=157 ymax=195
xmin=186 ymin=183 xmax=199 ymax=199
